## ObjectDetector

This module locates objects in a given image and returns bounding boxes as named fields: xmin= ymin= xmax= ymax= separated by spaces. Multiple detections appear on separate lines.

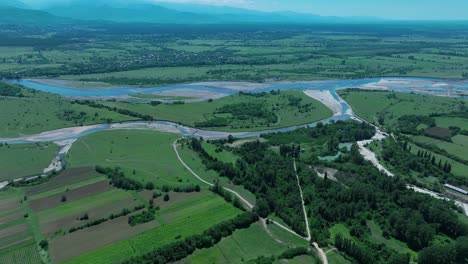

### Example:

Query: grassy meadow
xmin=0 ymin=143 xmax=57 ymax=181
xmin=186 ymin=222 xmax=309 ymax=264
xmin=338 ymin=90 xmax=465 ymax=126
xmin=0 ymin=83 xmax=133 ymax=137
xmin=66 ymin=130 xmax=197 ymax=188
xmin=99 ymin=91 xmax=332 ymax=132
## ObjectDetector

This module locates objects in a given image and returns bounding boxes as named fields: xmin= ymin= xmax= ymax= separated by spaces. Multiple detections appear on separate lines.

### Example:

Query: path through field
xmin=293 ymin=159 xmax=329 ymax=264
xmin=172 ymin=139 xmax=309 ymax=242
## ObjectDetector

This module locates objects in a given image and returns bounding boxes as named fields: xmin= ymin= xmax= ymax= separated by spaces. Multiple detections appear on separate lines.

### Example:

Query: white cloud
xmin=147 ymin=0 xmax=255 ymax=8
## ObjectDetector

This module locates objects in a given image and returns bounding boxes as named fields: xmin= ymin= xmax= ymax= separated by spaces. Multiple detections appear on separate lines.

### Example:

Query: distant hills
xmin=0 ymin=0 xmax=382 ymax=25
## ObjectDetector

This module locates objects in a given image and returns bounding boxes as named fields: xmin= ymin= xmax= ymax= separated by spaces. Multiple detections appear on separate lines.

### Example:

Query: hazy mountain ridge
xmin=1 ymin=0 xmax=383 ymax=25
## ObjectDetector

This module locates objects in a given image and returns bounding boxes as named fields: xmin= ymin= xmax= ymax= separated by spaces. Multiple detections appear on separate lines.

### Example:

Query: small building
xmin=444 ymin=184 xmax=468 ymax=195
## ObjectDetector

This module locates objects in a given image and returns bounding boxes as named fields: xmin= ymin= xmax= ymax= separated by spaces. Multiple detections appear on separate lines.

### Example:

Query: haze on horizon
xmin=18 ymin=0 xmax=468 ymax=21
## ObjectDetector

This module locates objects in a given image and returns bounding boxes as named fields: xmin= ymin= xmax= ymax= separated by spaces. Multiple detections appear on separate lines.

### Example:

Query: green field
xmin=64 ymin=192 xmax=241 ymax=264
xmin=338 ymin=90 xmax=465 ymax=126
xmin=408 ymin=142 xmax=468 ymax=179
xmin=66 ymin=130 xmax=197 ymax=188
xmin=98 ymin=91 xmax=332 ymax=132
xmin=435 ymin=117 xmax=468 ymax=130
xmin=0 ymin=189 xmax=42 ymax=264
xmin=36 ymin=189 xmax=132 ymax=221
xmin=412 ymin=135 xmax=468 ymax=161
xmin=0 ymin=240 xmax=42 ymax=264
xmin=0 ymin=85 xmax=132 ymax=137
xmin=0 ymin=143 xmax=57 ymax=181
xmin=176 ymin=140 xmax=257 ymax=206
xmin=366 ymin=221 xmax=416 ymax=259
xmin=202 ymin=141 xmax=240 ymax=164
xmin=187 ymin=222 xmax=305 ymax=264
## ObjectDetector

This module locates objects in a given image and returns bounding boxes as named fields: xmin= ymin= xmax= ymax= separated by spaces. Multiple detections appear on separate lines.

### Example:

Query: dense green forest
xmin=191 ymin=121 xmax=468 ymax=264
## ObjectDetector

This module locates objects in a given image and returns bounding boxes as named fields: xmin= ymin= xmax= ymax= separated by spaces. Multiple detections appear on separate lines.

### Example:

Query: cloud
xmin=148 ymin=0 xmax=254 ymax=7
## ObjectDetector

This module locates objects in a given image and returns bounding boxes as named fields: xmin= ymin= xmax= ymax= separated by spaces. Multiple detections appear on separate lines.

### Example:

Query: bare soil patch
xmin=424 ymin=127 xmax=452 ymax=140
xmin=138 ymin=189 xmax=155 ymax=202
xmin=30 ymin=180 xmax=112 ymax=212
xmin=0 ymin=199 xmax=20 ymax=212
xmin=0 ymin=223 xmax=30 ymax=250
xmin=49 ymin=212 xmax=159 ymax=264
xmin=154 ymin=191 xmax=205 ymax=209
xmin=39 ymin=197 xmax=140 ymax=236
xmin=24 ymin=167 xmax=96 ymax=196
xmin=0 ymin=211 xmax=24 ymax=225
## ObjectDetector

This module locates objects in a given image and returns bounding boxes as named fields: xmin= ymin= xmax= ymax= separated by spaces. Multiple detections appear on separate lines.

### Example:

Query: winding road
xmin=172 ymin=139 xmax=306 ymax=241
xmin=1 ymin=81 xmax=466 ymax=263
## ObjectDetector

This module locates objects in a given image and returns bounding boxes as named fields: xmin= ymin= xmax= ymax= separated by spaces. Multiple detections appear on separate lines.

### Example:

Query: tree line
xmin=122 ymin=212 xmax=259 ymax=264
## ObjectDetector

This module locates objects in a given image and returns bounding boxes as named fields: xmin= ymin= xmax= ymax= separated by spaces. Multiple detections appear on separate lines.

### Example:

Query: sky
xmin=19 ymin=0 xmax=468 ymax=20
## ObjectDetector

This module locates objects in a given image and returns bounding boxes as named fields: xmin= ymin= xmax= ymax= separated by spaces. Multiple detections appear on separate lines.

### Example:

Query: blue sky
xmin=20 ymin=0 xmax=468 ymax=20
xmin=154 ymin=0 xmax=468 ymax=20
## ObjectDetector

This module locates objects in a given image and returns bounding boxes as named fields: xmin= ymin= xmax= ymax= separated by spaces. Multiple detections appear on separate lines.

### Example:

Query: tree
xmin=254 ymin=198 xmax=270 ymax=218
xmin=61 ymin=195 xmax=67 ymax=202
xmin=418 ymin=243 xmax=456 ymax=264
xmin=145 ymin=182 xmax=154 ymax=190
xmin=163 ymin=194 xmax=170 ymax=202
xmin=39 ymin=240 xmax=48 ymax=250
xmin=455 ymin=236 xmax=468 ymax=263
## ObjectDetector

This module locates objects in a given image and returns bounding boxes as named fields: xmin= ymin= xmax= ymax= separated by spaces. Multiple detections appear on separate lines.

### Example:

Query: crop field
xmin=408 ymin=143 xmax=468 ymax=179
xmin=0 ymin=240 xmax=42 ymax=264
xmin=23 ymin=167 xmax=105 ymax=198
xmin=186 ymin=222 xmax=307 ymax=264
xmin=36 ymin=189 xmax=133 ymax=224
xmin=49 ymin=212 xmax=160 ymax=263
xmin=0 ymin=189 xmax=40 ymax=264
xmin=98 ymin=91 xmax=332 ymax=132
xmin=66 ymin=130 xmax=197 ymax=188
xmin=0 ymin=83 xmax=133 ymax=137
xmin=338 ymin=89 xmax=465 ymax=126
xmin=412 ymin=135 xmax=468 ymax=161
xmin=435 ymin=117 xmax=468 ymax=130
xmin=62 ymin=192 xmax=241 ymax=264
xmin=0 ymin=143 xmax=57 ymax=181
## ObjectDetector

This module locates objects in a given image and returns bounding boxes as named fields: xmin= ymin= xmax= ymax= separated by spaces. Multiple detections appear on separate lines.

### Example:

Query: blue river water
xmin=9 ymin=77 xmax=468 ymax=98
xmin=1 ymin=77 xmax=467 ymax=144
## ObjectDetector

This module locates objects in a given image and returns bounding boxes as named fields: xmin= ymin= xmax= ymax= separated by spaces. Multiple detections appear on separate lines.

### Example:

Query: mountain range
xmin=0 ymin=0 xmax=382 ymax=25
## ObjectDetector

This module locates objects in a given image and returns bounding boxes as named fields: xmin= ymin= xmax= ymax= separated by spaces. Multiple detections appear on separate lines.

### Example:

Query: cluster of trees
xmin=190 ymin=138 xmax=307 ymax=235
xmin=56 ymin=110 xmax=89 ymax=124
xmin=381 ymin=138 xmax=468 ymax=188
xmin=95 ymin=166 xmax=143 ymax=190
xmin=263 ymin=120 xmax=375 ymax=145
xmin=69 ymin=204 xmax=145 ymax=233
xmin=128 ymin=209 xmax=156 ymax=226
xmin=409 ymin=137 xmax=468 ymax=166
xmin=210 ymin=181 xmax=243 ymax=210
xmin=415 ymin=148 xmax=452 ymax=173
xmin=216 ymin=102 xmax=277 ymax=123
xmin=122 ymin=212 xmax=258 ymax=264
xmin=76 ymin=100 xmax=152 ymax=121
xmin=194 ymin=117 xmax=228 ymax=128
xmin=0 ymin=82 xmax=23 ymax=97
xmin=418 ymin=236 xmax=468 ymax=264
xmin=397 ymin=115 xmax=435 ymax=135
xmin=335 ymin=234 xmax=377 ymax=264
xmin=299 ymin=157 xmax=467 ymax=258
